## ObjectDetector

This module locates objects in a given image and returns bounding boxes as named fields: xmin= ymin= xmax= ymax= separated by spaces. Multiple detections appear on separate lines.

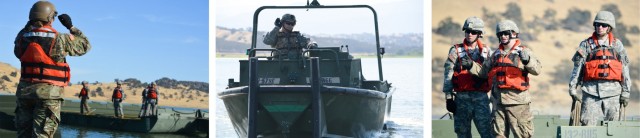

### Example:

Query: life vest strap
xmin=521 ymin=82 xmax=529 ymax=86
xmin=21 ymin=62 xmax=69 ymax=71
xmin=599 ymin=73 xmax=609 ymax=78
xmin=21 ymin=74 xmax=68 ymax=82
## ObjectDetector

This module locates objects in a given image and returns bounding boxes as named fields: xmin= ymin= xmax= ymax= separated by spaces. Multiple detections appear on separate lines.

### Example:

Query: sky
xmin=0 ymin=0 xmax=208 ymax=83
xmin=216 ymin=0 xmax=424 ymax=35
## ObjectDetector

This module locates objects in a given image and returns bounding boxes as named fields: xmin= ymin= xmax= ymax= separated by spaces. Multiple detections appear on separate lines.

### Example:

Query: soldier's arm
xmin=58 ymin=27 xmax=91 ymax=56
xmin=523 ymin=48 xmax=541 ymax=76
xmin=616 ymin=41 xmax=631 ymax=98
xmin=470 ymin=50 xmax=492 ymax=79
xmin=263 ymin=27 xmax=280 ymax=47
xmin=568 ymin=43 xmax=587 ymax=95
xmin=469 ymin=46 xmax=493 ymax=78
xmin=13 ymin=24 xmax=31 ymax=59
xmin=442 ymin=46 xmax=457 ymax=95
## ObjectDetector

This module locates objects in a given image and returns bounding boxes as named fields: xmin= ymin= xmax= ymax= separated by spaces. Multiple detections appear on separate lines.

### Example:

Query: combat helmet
xmin=462 ymin=16 xmax=484 ymax=32
xmin=496 ymin=20 xmax=519 ymax=34
xmin=29 ymin=1 xmax=57 ymax=22
xmin=594 ymin=11 xmax=615 ymax=29
xmin=281 ymin=13 xmax=296 ymax=23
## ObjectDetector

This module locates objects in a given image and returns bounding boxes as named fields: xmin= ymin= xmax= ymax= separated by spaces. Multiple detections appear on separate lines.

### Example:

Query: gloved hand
xmin=58 ymin=14 xmax=73 ymax=29
xmin=460 ymin=56 xmax=473 ymax=70
xmin=620 ymin=96 xmax=629 ymax=107
xmin=274 ymin=18 xmax=282 ymax=27
xmin=446 ymin=97 xmax=456 ymax=114
xmin=570 ymin=90 xmax=581 ymax=102
xmin=519 ymin=49 xmax=530 ymax=65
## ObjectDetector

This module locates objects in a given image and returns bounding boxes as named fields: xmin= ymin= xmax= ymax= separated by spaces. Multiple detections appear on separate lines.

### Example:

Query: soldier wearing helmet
xmin=14 ymin=1 xmax=91 ymax=137
xmin=568 ymin=11 xmax=631 ymax=126
xmin=78 ymin=81 xmax=92 ymax=115
xmin=442 ymin=16 xmax=493 ymax=138
xmin=263 ymin=13 xmax=317 ymax=59
xmin=112 ymin=81 xmax=126 ymax=118
xmin=469 ymin=20 xmax=541 ymax=138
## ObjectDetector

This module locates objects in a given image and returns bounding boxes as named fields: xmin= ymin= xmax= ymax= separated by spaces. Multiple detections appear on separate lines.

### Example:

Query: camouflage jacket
xmin=443 ymin=42 xmax=492 ymax=96
xmin=14 ymin=24 xmax=91 ymax=99
xmin=469 ymin=41 xmax=542 ymax=105
xmin=568 ymin=37 xmax=630 ymax=99
xmin=263 ymin=27 xmax=311 ymax=58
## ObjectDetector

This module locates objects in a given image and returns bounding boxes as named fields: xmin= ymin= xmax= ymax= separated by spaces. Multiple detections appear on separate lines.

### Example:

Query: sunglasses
xmin=284 ymin=21 xmax=296 ymax=26
xmin=496 ymin=31 xmax=513 ymax=37
xmin=594 ymin=23 xmax=609 ymax=28
xmin=465 ymin=30 xmax=481 ymax=35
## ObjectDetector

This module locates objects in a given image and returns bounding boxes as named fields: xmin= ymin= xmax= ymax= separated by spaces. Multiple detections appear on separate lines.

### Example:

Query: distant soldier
xmin=442 ymin=16 xmax=493 ymax=138
xmin=13 ymin=1 xmax=91 ymax=137
xmin=568 ymin=11 xmax=631 ymax=126
xmin=147 ymin=82 xmax=159 ymax=116
xmin=470 ymin=20 xmax=541 ymax=138
xmin=138 ymin=84 xmax=150 ymax=117
xmin=78 ymin=81 xmax=91 ymax=115
xmin=112 ymin=81 xmax=125 ymax=118
xmin=263 ymin=13 xmax=317 ymax=59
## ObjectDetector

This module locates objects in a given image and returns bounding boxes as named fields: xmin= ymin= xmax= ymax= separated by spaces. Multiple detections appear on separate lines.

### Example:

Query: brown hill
xmin=0 ymin=64 xmax=208 ymax=109
xmin=432 ymin=0 xmax=640 ymax=117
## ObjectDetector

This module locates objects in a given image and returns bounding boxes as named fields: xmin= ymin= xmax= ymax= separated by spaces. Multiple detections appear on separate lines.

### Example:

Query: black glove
xmin=446 ymin=98 xmax=456 ymax=114
xmin=58 ymin=14 xmax=73 ymax=29
xmin=621 ymin=96 xmax=629 ymax=107
xmin=460 ymin=56 xmax=473 ymax=70
xmin=519 ymin=49 xmax=530 ymax=65
xmin=274 ymin=18 xmax=282 ymax=27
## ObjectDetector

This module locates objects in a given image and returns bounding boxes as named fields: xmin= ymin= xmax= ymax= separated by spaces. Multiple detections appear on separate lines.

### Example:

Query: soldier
xmin=568 ymin=11 xmax=631 ymax=126
xmin=78 ymin=81 xmax=91 ymax=115
xmin=263 ymin=13 xmax=317 ymax=59
xmin=138 ymin=84 xmax=150 ymax=118
xmin=470 ymin=20 xmax=541 ymax=138
xmin=442 ymin=16 xmax=493 ymax=138
xmin=147 ymin=82 xmax=159 ymax=116
xmin=112 ymin=81 xmax=125 ymax=118
xmin=13 ymin=1 xmax=91 ymax=137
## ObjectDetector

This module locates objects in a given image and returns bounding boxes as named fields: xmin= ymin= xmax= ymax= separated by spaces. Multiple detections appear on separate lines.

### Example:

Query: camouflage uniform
xmin=146 ymin=87 xmax=159 ymax=116
xmin=444 ymin=43 xmax=494 ymax=138
xmin=263 ymin=14 xmax=313 ymax=59
xmin=470 ymin=20 xmax=541 ymax=138
xmin=13 ymin=24 xmax=91 ymax=138
xmin=79 ymin=86 xmax=91 ymax=115
xmin=569 ymin=33 xmax=630 ymax=126
xmin=112 ymin=87 xmax=125 ymax=118
xmin=138 ymin=87 xmax=149 ymax=117
xmin=443 ymin=16 xmax=494 ymax=138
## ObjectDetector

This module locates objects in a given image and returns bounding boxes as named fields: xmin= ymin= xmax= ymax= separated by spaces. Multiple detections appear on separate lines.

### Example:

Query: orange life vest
xmin=451 ymin=39 xmax=490 ymax=92
xmin=582 ymin=32 xmax=623 ymax=81
xmin=488 ymin=40 xmax=530 ymax=91
xmin=148 ymin=87 xmax=158 ymax=99
xmin=80 ymin=88 xmax=88 ymax=96
xmin=17 ymin=25 xmax=70 ymax=87
xmin=113 ymin=89 xmax=123 ymax=99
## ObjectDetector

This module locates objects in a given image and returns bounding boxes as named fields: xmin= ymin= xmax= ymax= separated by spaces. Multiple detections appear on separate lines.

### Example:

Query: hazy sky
xmin=216 ymin=0 xmax=423 ymax=35
xmin=0 ymin=1 xmax=208 ymax=83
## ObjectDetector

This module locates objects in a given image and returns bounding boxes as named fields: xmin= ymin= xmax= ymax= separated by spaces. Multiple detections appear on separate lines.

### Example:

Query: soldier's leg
xmin=472 ymin=92 xmax=493 ymax=138
xmin=580 ymin=94 xmax=604 ymax=126
xmin=151 ymin=99 xmax=157 ymax=116
xmin=33 ymin=99 xmax=62 ymax=138
xmin=602 ymin=96 xmax=620 ymax=121
xmin=118 ymin=100 xmax=123 ymax=117
xmin=80 ymin=99 xmax=85 ymax=115
xmin=507 ymin=104 xmax=533 ymax=138
xmin=15 ymin=99 xmax=36 ymax=137
xmin=453 ymin=93 xmax=472 ymax=138
xmin=492 ymin=104 xmax=509 ymax=138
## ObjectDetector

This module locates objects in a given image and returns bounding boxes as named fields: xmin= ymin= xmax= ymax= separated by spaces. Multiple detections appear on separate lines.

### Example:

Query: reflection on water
xmin=58 ymin=125 xmax=207 ymax=138
xmin=215 ymin=58 xmax=424 ymax=137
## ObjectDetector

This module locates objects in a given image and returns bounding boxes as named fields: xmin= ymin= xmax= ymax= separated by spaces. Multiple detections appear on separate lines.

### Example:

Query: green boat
xmin=432 ymin=114 xmax=640 ymax=137
xmin=218 ymin=2 xmax=394 ymax=138
xmin=0 ymin=94 xmax=208 ymax=134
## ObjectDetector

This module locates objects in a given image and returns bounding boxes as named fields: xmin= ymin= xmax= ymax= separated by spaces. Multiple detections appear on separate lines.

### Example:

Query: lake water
xmin=215 ymin=58 xmax=424 ymax=137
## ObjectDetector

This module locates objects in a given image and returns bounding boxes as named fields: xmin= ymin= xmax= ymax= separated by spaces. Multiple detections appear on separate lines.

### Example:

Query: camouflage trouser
xmin=492 ymin=103 xmax=533 ymax=138
xmin=580 ymin=94 xmax=620 ymax=126
xmin=15 ymin=98 xmax=62 ymax=138
xmin=80 ymin=98 xmax=90 ymax=115
xmin=454 ymin=92 xmax=493 ymax=138
xmin=113 ymin=99 xmax=123 ymax=117
xmin=148 ymin=99 xmax=158 ymax=116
